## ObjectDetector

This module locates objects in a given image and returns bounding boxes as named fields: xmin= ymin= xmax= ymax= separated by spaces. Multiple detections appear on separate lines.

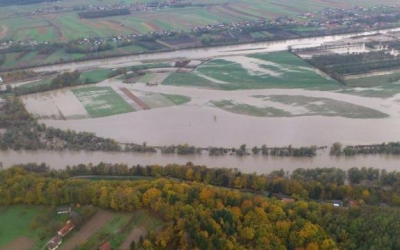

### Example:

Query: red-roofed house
xmin=58 ymin=220 xmax=75 ymax=237
xmin=46 ymin=235 xmax=62 ymax=250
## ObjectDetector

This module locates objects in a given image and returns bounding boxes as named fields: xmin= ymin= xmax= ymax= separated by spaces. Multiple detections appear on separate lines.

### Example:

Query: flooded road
xmin=1 ymin=150 xmax=400 ymax=173
xmin=32 ymin=28 xmax=400 ymax=73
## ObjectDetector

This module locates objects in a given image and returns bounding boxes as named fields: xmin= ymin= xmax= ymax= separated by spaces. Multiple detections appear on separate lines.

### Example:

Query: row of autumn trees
xmin=3 ymin=166 xmax=400 ymax=249
xmin=19 ymin=162 xmax=400 ymax=207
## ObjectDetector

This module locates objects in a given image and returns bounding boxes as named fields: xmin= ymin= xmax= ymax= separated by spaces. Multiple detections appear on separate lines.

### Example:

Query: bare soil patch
xmin=144 ymin=22 xmax=162 ymax=31
xmin=38 ymin=26 xmax=47 ymax=35
xmin=119 ymin=227 xmax=146 ymax=250
xmin=59 ymin=210 xmax=113 ymax=250
xmin=44 ymin=18 xmax=65 ymax=42
xmin=107 ymin=20 xmax=140 ymax=33
xmin=223 ymin=4 xmax=263 ymax=19
xmin=120 ymin=87 xmax=150 ymax=110
xmin=2 ymin=236 xmax=35 ymax=250
xmin=0 ymin=24 xmax=8 ymax=39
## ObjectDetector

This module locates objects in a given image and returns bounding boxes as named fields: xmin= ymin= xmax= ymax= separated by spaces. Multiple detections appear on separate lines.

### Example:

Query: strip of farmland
xmin=59 ymin=210 xmax=113 ymax=250
xmin=120 ymin=87 xmax=151 ymax=110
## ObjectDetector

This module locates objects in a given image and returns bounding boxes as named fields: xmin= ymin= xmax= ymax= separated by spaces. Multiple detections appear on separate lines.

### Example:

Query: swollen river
xmin=1 ymin=150 xmax=400 ymax=173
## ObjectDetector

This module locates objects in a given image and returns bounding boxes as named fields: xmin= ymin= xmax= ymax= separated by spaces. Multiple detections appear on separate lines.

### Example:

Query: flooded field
xmin=29 ymin=79 xmax=400 ymax=148
xmin=10 ymin=28 xmax=400 ymax=171
xmin=1 ymin=150 xmax=400 ymax=174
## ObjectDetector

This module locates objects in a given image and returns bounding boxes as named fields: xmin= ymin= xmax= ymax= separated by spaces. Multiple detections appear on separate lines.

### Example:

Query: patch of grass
xmin=117 ymin=45 xmax=148 ymax=54
xmin=138 ymin=73 xmax=155 ymax=83
xmin=161 ymin=94 xmax=191 ymax=105
xmin=212 ymin=100 xmax=290 ymax=117
xmin=162 ymin=72 xmax=220 ymax=89
xmin=345 ymin=73 xmax=398 ymax=87
xmin=131 ymin=62 xmax=171 ymax=71
xmin=80 ymin=69 xmax=113 ymax=83
xmin=81 ymin=209 xmax=163 ymax=250
xmin=266 ymin=95 xmax=389 ymax=119
xmin=338 ymin=72 xmax=400 ymax=97
xmin=3 ymin=52 xmax=20 ymax=68
xmin=0 ymin=205 xmax=40 ymax=248
xmin=17 ymin=78 xmax=52 ymax=91
xmin=164 ymin=52 xmax=339 ymax=90
xmin=114 ymin=209 xmax=163 ymax=249
xmin=72 ymin=86 xmax=134 ymax=118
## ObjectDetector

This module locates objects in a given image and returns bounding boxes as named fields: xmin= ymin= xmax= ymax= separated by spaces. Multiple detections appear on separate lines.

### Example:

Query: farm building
xmin=58 ymin=220 xmax=75 ymax=237
xmin=98 ymin=241 xmax=112 ymax=250
xmin=46 ymin=235 xmax=62 ymax=250
xmin=57 ymin=206 xmax=71 ymax=214
xmin=328 ymin=200 xmax=344 ymax=207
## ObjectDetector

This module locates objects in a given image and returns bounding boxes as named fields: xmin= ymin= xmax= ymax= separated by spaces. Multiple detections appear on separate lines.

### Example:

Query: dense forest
xmin=2 ymin=165 xmax=400 ymax=249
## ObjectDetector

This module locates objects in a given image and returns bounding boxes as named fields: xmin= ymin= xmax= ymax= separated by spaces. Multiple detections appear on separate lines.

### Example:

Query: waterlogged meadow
xmin=163 ymin=52 xmax=338 ymax=90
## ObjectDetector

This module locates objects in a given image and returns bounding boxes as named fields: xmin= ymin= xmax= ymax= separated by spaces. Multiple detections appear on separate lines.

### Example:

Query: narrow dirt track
xmin=59 ymin=210 xmax=113 ymax=250
xmin=120 ymin=87 xmax=151 ymax=110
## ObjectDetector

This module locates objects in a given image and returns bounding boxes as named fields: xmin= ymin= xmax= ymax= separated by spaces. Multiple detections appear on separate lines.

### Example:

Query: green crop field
xmin=72 ymin=86 xmax=134 ymax=118
xmin=0 ymin=205 xmax=40 ymax=248
xmin=80 ymin=69 xmax=113 ymax=83
xmin=1 ymin=0 xmax=395 ymax=43
xmin=161 ymin=94 xmax=191 ymax=105
xmin=163 ymin=52 xmax=339 ymax=90
xmin=337 ymin=72 xmax=400 ymax=98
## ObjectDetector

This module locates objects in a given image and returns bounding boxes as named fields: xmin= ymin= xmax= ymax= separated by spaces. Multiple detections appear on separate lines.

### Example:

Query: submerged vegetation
xmin=330 ymin=142 xmax=400 ymax=156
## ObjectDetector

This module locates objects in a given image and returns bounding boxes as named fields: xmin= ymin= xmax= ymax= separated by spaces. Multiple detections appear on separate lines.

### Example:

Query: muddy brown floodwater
xmin=8 ymin=28 xmax=400 ymax=172
xmin=1 ymin=150 xmax=400 ymax=174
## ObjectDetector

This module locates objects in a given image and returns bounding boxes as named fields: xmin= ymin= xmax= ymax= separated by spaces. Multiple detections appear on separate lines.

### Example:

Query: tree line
xmin=16 ymin=161 xmax=400 ymax=207
xmin=330 ymin=142 xmax=400 ymax=156
xmin=78 ymin=9 xmax=130 ymax=19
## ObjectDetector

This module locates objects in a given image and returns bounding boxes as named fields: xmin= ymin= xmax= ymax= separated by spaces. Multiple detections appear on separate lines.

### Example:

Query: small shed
xmin=57 ymin=206 xmax=71 ymax=214
xmin=328 ymin=200 xmax=343 ymax=207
